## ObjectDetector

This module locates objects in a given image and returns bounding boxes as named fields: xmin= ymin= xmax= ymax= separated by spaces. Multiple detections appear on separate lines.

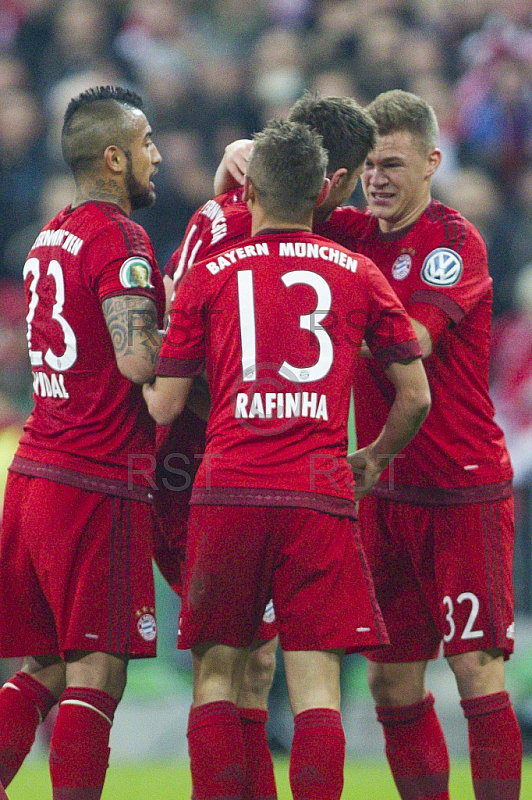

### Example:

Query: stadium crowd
xmin=1 ymin=0 xmax=532 ymax=482
xmin=0 ymin=1 xmax=531 ymax=797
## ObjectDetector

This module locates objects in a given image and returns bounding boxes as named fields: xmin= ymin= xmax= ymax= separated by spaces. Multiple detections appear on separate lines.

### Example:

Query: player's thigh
xmin=0 ymin=473 xmax=59 ymax=656
xmin=60 ymin=492 xmax=157 ymax=657
xmin=272 ymin=509 xmax=387 ymax=653
xmin=3 ymin=478 xmax=157 ymax=658
xmin=436 ymin=497 xmax=515 ymax=658
xmin=358 ymin=496 xmax=441 ymax=662
xmin=178 ymin=504 xmax=275 ymax=650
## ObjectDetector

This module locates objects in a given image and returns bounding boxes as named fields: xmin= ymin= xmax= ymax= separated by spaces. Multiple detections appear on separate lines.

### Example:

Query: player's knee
xmin=447 ymin=648 xmax=504 ymax=697
xmin=65 ymin=651 xmax=128 ymax=701
xmin=245 ymin=645 xmax=277 ymax=692
xmin=367 ymin=663 xmax=425 ymax=707
xmin=367 ymin=668 xmax=402 ymax=705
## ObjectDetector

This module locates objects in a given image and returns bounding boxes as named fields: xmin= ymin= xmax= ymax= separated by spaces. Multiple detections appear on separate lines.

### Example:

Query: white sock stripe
xmin=3 ymin=682 xmax=43 ymax=723
xmin=60 ymin=699 xmax=113 ymax=726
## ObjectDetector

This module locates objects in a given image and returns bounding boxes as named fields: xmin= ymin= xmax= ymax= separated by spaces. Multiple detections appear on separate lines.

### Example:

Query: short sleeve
xmin=84 ymin=222 xmax=161 ymax=308
xmin=406 ymin=229 xmax=491 ymax=346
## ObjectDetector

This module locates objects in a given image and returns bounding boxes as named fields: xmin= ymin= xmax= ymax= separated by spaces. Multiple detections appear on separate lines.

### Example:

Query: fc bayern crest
xmin=391 ymin=253 xmax=412 ymax=280
xmin=421 ymin=248 xmax=463 ymax=287
xmin=262 ymin=599 xmax=276 ymax=624
xmin=137 ymin=613 xmax=157 ymax=641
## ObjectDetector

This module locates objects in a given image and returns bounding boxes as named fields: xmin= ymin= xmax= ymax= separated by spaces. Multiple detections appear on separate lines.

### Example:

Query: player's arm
xmin=102 ymin=294 xmax=162 ymax=384
xmin=213 ymin=138 xmax=253 ymax=194
xmin=162 ymin=272 xmax=211 ymax=422
xmin=143 ymin=376 xmax=193 ymax=426
xmin=409 ymin=316 xmax=433 ymax=357
xmin=360 ymin=318 xmax=433 ymax=359
xmin=348 ymin=357 xmax=431 ymax=499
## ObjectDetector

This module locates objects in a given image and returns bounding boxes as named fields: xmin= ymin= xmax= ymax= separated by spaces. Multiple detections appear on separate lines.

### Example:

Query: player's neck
xmin=377 ymin=195 xmax=431 ymax=235
xmin=251 ymin=211 xmax=312 ymax=236
xmin=71 ymin=178 xmax=132 ymax=216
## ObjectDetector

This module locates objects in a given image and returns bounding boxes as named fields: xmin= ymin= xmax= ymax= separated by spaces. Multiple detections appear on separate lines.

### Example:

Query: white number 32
xmin=443 ymin=592 xmax=484 ymax=642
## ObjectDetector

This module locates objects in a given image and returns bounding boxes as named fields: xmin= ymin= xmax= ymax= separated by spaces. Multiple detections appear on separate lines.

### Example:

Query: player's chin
xmin=131 ymin=189 xmax=156 ymax=210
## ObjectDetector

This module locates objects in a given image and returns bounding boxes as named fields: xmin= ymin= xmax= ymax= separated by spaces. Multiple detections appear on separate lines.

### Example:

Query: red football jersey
xmin=165 ymin=188 xmax=250 ymax=284
xmin=157 ymin=230 xmax=421 ymax=511
xmin=316 ymin=201 xmax=513 ymax=502
xmin=12 ymin=201 xmax=165 ymax=496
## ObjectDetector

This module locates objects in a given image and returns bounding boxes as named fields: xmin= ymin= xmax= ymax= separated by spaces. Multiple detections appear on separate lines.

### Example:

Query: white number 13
xmin=237 ymin=268 xmax=333 ymax=383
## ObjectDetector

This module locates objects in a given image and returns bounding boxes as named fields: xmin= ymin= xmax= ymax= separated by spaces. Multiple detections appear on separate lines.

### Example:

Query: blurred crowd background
xmin=2 ymin=0 xmax=532 ymax=452
xmin=2 ymin=0 xmax=532 ymax=751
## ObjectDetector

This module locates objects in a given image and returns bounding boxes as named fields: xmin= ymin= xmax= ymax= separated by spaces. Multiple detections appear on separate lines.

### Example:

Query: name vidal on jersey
xmin=235 ymin=391 xmax=328 ymax=420
xmin=33 ymin=371 xmax=69 ymax=398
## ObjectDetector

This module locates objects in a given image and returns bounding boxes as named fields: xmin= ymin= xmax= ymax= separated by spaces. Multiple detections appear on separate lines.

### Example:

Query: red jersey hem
xmin=190 ymin=486 xmax=358 ymax=519
xmin=9 ymin=455 xmax=154 ymax=503
xmin=374 ymin=338 xmax=421 ymax=368
xmin=371 ymin=480 xmax=513 ymax=505
xmin=156 ymin=355 xmax=204 ymax=377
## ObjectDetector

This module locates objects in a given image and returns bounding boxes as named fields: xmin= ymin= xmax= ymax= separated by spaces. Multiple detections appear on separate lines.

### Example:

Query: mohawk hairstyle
xmin=63 ymin=86 xmax=143 ymax=127
xmin=61 ymin=85 xmax=144 ymax=176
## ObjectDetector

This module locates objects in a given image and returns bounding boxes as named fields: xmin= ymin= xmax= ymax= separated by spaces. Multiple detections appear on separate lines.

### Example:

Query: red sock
xmin=187 ymin=701 xmax=245 ymax=800
xmin=376 ymin=693 xmax=450 ymax=799
xmin=289 ymin=708 xmax=345 ymax=800
xmin=239 ymin=707 xmax=277 ymax=799
xmin=49 ymin=687 xmax=118 ymax=800
xmin=461 ymin=691 xmax=522 ymax=800
xmin=0 ymin=671 xmax=57 ymax=786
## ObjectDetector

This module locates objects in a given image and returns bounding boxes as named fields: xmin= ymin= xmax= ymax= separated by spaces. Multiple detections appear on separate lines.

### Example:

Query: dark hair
xmin=366 ymin=89 xmax=439 ymax=151
xmin=247 ymin=119 xmax=327 ymax=222
xmin=62 ymin=85 xmax=144 ymax=176
xmin=288 ymin=92 xmax=376 ymax=175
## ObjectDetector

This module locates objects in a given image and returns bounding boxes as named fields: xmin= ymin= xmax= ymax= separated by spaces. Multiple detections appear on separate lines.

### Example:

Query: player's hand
xmin=347 ymin=444 xmax=386 ymax=500
xmin=223 ymin=139 xmax=254 ymax=186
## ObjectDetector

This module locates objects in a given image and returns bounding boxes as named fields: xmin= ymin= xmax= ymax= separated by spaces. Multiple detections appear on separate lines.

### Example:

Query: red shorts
xmin=178 ymin=504 xmax=388 ymax=652
xmin=153 ymin=414 xmax=276 ymax=641
xmin=358 ymin=495 xmax=515 ymax=662
xmin=0 ymin=473 xmax=157 ymax=658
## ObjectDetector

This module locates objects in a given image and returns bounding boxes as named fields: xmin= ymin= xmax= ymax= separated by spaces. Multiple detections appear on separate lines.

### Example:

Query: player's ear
xmin=242 ymin=175 xmax=255 ymax=203
xmin=426 ymin=148 xmax=442 ymax=178
xmin=315 ymin=177 xmax=331 ymax=208
xmin=329 ymin=168 xmax=348 ymax=190
xmin=104 ymin=145 xmax=125 ymax=174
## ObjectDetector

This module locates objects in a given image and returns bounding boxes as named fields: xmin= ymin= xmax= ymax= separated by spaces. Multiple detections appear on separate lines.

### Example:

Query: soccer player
xmin=315 ymin=89 xmax=522 ymax=800
xmin=0 ymin=86 xmax=164 ymax=800
xmin=155 ymin=92 xmax=377 ymax=799
xmin=144 ymin=119 xmax=431 ymax=800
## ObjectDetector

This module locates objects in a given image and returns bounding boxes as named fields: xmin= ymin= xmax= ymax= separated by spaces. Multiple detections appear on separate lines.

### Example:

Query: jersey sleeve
xmin=156 ymin=266 xmax=206 ymax=378
xmin=363 ymin=259 xmax=422 ymax=368
xmin=83 ymin=221 xmax=161 ymax=309
xmin=406 ymin=224 xmax=491 ymax=346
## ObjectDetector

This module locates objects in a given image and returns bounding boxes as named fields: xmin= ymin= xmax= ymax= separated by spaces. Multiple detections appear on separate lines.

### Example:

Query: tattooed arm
xmin=102 ymin=294 xmax=162 ymax=384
